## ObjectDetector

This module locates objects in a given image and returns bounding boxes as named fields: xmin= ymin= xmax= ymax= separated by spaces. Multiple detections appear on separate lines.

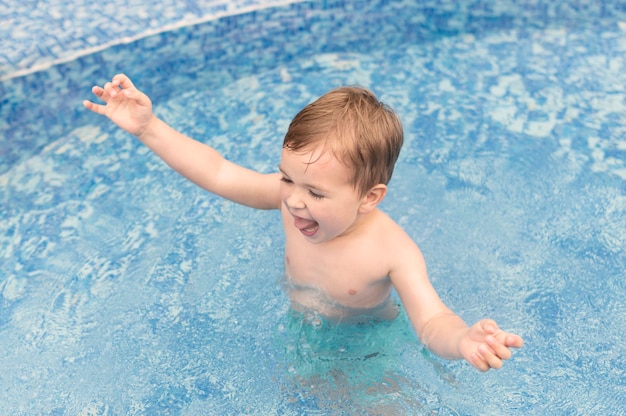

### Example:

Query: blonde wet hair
xmin=283 ymin=86 xmax=404 ymax=197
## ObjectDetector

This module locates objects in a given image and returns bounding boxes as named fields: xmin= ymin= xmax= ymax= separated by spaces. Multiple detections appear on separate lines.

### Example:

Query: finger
xmin=470 ymin=352 xmax=490 ymax=372
xmin=505 ymin=334 xmax=524 ymax=349
xmin=91 ymin=85 xmax=105 ymax=99
xmin=83 ymin=100 xmax=106 ymax=115
xmin=480 ymin=319 xmax=499 ymax=335
xmin=91 ymin=85 xmax=113 ymax=104
xmin=492 ymin=331 xmax=524 ymax=349
xmin=478 ymin=344 xmax=503 ymax=369
xmin=103 ymin=81 xmax=122 ymax=98
xmin=486 ymin=335 xmax=512 ymax=360
xmin=113 ymin=73 xmax=136 ymax=91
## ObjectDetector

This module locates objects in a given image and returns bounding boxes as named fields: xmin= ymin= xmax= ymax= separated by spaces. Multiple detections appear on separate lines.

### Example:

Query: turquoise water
xmin=1 ymin=0 xmax=625 ymax=414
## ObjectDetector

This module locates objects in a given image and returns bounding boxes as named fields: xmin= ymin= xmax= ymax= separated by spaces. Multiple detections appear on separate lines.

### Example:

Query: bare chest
xmin=283 ymin=231 xmax=392 ymax=309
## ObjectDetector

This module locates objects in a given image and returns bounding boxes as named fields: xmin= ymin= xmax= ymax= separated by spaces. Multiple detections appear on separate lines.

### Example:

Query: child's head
xmin=282 ymin=87 xmax=404 ymax=197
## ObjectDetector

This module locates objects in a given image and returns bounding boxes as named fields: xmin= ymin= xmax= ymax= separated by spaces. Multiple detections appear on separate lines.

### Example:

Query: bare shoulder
xmin=372 ymin=209 xmax=421 ymax=250
xmin=371 ymin=209 xmax=428 ymax=278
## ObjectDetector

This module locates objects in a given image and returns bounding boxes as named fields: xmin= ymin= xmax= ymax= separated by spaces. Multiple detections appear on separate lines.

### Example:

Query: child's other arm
xmin=390 ymin=232 xmax=523 ymax=371
xmin=84 ymin=74 xmax=280 ymax=210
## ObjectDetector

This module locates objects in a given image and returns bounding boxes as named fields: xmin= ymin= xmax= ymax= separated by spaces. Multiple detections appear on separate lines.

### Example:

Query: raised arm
xmin=84 ymin=74 xmax=281 ymax=210
xmin=389 ymin=231 xmax=523 ymax=371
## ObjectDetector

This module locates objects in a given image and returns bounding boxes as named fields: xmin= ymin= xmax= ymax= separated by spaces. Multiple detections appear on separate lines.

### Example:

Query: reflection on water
xmin=1 ymin=0 xmax=626 ymax=414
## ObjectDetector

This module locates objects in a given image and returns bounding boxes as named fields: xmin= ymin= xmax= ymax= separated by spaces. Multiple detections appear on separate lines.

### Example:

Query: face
xmin=279 ymin=146 xmax=367 ymax=244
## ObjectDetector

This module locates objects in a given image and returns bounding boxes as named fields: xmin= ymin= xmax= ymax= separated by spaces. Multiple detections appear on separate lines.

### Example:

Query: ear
xmin=359 ymin=184 xmax=387 ymax=214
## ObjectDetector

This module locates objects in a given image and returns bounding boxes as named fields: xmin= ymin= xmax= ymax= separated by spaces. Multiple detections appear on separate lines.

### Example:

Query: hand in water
xmin=460 ymin=319 xmax=524 ymax=371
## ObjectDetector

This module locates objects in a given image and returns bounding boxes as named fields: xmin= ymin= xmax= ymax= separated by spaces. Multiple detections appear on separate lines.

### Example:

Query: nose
xmin=284 ymin=188 xmax=305 ymax=210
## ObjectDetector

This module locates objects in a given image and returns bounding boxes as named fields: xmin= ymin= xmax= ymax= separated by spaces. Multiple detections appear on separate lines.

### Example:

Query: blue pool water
xmin=1 ymin=0 xmax=626 ymax=414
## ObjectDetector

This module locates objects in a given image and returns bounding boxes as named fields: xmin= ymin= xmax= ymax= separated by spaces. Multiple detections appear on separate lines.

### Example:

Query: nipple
xmin=348 ymin=289 xmax=357 ymax=296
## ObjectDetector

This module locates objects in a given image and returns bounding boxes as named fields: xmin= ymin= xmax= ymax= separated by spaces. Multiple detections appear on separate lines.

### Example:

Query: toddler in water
xmin=84 ymin=74 xmax=523 ymax=371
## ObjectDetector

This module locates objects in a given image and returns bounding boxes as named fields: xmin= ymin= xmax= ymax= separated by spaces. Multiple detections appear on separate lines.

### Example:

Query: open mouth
xmin=294 ymin=216 xmax=319 ymax=237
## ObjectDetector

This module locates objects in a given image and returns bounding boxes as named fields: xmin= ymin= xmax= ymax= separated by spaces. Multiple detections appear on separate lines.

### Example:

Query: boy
xmin=84 ymin=74 xmax=523 ymax=372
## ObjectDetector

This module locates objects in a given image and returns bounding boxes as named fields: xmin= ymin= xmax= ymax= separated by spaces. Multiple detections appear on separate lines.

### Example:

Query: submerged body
xmin=84 ymin=74 xmax=523 ymax=371
xmin=286 ymin=283 xmax=399 ymax=323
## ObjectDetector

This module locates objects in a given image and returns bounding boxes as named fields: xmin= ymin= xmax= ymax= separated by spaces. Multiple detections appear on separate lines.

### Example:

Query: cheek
xmin=279 ymin=183 xmax=291 ymax=202
xmin=314 ymin=202 xmax=349 ymax=227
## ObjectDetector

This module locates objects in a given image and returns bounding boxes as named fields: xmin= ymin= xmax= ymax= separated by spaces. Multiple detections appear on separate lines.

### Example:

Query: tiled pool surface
xmin=4 ymin=0 xmax=626 ymax=178
xmin=1 ymin=0 xmax=299 ymax=80
xmin=3 ymin=0 xmax=625 ymax=81
xmin=2 ymin=0 xmax=626 ymax=414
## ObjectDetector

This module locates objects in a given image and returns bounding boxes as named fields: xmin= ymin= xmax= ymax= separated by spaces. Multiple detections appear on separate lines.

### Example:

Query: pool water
xmin=1 ymin=0 xmax=625 ymax=414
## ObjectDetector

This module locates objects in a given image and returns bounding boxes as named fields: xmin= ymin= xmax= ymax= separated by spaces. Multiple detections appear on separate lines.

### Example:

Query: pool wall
xmin=2 ymin=0 xmax=624 ymax=177
xmin=3 ymin=0 xmax=622 ymax=81
xmin=0 ymin=0 xmax=624 ymax=80
xmin=1 ymin=0 xmax=306 ymax=80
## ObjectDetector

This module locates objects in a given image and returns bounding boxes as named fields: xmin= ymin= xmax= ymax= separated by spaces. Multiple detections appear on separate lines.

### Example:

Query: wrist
xmin=420 ymin=312 xmax=469 ymax=359
xmin=456 ymin=327 xmax=472 ymax=360
xmin=135 ymin=114 xmax=160 ymax=142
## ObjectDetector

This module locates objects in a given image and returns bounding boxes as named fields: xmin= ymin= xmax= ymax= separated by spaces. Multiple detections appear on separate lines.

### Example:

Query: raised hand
xmin=83 ymin=74 xmax=154 ymax=137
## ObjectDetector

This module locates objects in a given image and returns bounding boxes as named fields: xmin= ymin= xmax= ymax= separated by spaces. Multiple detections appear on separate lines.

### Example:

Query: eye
xmin=280 ymin=176 xmax=293 ymax=184
xmin=308 ymin=190 xmax=324 ymax=200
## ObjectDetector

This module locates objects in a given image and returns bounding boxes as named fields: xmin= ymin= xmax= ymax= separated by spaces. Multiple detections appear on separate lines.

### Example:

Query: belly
xmin=285 ymin=280 xmax=399 ymax=322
